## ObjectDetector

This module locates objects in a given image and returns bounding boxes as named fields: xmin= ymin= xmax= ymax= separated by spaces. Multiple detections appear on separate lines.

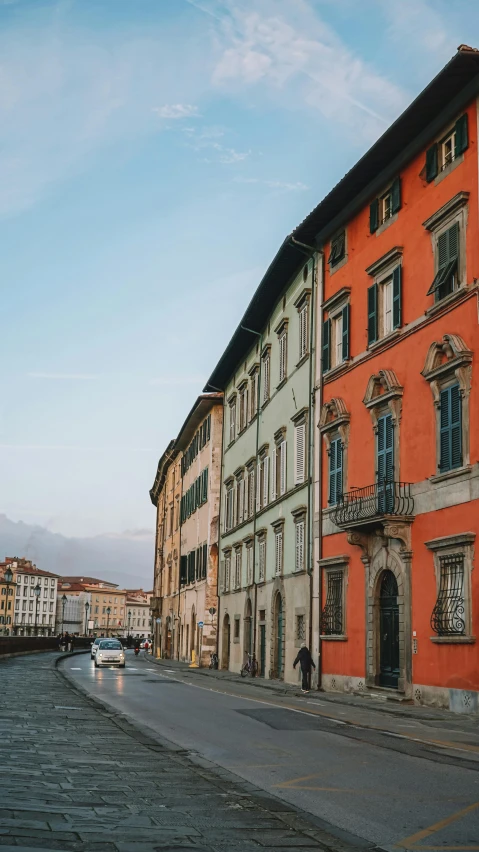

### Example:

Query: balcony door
xmin=377 ymin=413 xmax=394 ymax=513
xmin=379 ymin=570 xmax=400 ymax=688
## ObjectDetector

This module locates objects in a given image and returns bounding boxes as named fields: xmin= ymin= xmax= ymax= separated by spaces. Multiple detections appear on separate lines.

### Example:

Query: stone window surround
xmin=271 ymin=518 xmax=285 ymax=577
xmin=425 ymin=532 xmax=476 ymax=644
xmin=319 ymin=398 xmax=351 ymax=498
xmin=318 ymin=554 xmax=349 ymax=640
xmin=292 ymin=504 xmax=307 ymax=573
xmin=294 ymin=606 xmax=307 ymax=648
xmin=322 ymin=288 xmax=351 ymax=373
xmin=233 ymin=614 xmax=241 ymax=643
xmin=363 ymin=369 xmax=404 ymax=481
xmin=421 ymin=333 xmax=472 ymax=478
xmin=423 ymin=191 xmax=469 ymax=297
xmin=366 ymin=247 xmax=403 ymax=342
xmin=328 ymin=228 xmax=348 ymax=276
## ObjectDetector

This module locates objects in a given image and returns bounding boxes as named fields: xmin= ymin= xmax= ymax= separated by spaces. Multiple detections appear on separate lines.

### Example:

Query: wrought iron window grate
xmin=431 ymin=553 xmax=465 ymax=636
xmin=321 ymin=571 xmax=343 ymax=635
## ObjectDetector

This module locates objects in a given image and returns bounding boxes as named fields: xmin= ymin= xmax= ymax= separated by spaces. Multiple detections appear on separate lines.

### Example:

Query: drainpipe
xmin=289 ymin=236 xmax=322 ymax=688
xmin=240 ymin=325 xmax=262 ymax=670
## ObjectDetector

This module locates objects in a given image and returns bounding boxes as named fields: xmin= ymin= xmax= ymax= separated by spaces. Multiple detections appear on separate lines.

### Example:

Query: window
xmin=299 ymin=301 xmax=309 ymax=359
xmin=274 ymin=526 xmax=283 ymax=576
xmin=272 ymin=436 xmax=286 ymax=500
xmin=328 ymin=436 xmax=343 ymax=505
xmin=427 ymin=222 xmax=459 ymax=302
xmin=439 ymin=383 xmax=462 ymax=472
xmin=229 ymin=397 xmax=236 ymax=444
xmin=294 ymin=518 xmax=305 ymax=572
xmin=369 ymin=177 xmax=401 ymax=232
xmin=258 ymin=536 xmax=266 ymax=582
xmin=294 ymin=421 xmax=306 ymax=486
xmin=367 ymin=267 xmax=401 ymax=345
xmin=223 ymin=552 xmax=231 ymax=593
xmin=426 ymin=114 xmax=468 ymax=182
xmin=238 ymin=383 xmax=248 ymax=432
xmin=322 ymin=303 xmax=350 ymax=372
xmin=234 ymin=547 xmax=242 ymax=589
xmin=235 ymin=471 xmax=245 ymax=525
xmin=249 ymin=368 xmax=258 ymax=420
xmin=321 ymin=571 xmax=344 ymax=635
xmin=279 ymin=329 xmax=287 ymax=383
xmin=296 ymin=614 xmax=305 ymax=641
xmin=262 ymin=349 xmax=270 ymax=402
xmin=245 ymin=542 xmax=253 ymax=585
xmin=246 ymin=464 xmax=255 ymax=518
xmin=234 ymin=617 xmax=240 ymax=640
xmin=169 ymin=503 xmax=174 ymax=537
xmin=431 ymin=554 xmax=465 ymax=636
xmin=328 ymin=230 xmax=345 ymax=268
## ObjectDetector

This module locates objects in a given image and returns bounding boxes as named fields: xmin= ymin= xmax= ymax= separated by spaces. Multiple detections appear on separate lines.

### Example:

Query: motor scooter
xmin=134 ymin=647 xmax=140 ymax=656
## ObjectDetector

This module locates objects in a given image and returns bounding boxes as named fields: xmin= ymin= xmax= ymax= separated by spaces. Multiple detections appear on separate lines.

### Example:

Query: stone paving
xmin=0 ymin=653 xmax=372 ymax=852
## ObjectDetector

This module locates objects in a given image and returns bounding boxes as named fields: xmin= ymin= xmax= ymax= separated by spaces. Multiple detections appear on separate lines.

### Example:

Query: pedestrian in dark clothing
xmin=293 ymin=643 xmax=316 ymax=693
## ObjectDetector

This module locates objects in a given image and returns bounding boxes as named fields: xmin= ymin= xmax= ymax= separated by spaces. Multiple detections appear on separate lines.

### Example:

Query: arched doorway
xmin=273 ymin=593 xmax=284 ymax=680
xmin=243 ymin=599 xmax=252 ymax=660
xmin=379 ymin=570 xmax=399 ymax=688
xmin=222 ymin=614 xmax=230 ymax=669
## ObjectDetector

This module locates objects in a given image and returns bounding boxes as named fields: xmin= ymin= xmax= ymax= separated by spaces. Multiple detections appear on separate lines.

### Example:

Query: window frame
xmin=319 ymin=557 xmax=349 ymax=639
xmin=272 ymin=521 xmax=284 ymax=577
xmin=322 ymin=288 xmax=351 ymax=373
xmin=426 ymin=533 xmax=475 ymax=643
xmin=423 ymin=191 xmax=468 ymax=306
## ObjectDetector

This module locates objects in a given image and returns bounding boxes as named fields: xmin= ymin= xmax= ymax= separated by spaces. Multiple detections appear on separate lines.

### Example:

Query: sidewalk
xmin=148 ymin=654 xmax=479 ymax=746
xmin=0 ymin=651 xmax=373 ymax=852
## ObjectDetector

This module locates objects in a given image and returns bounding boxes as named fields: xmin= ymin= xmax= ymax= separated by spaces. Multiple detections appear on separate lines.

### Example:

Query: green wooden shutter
xmin=426 ymin=144 xmax=438 ymax=182
xmin=370 ymin=198 xmax=379 ymax=233
xmin=377 ymin=413 xmax=394 ymax=511
xmin=367 ymin=283 xmax=378 ymax=345
xmin=392 ymin=266 xmax=402 ymax=329
xmin=322 ymin=318 xmax=331 ymax=372
xmin=440 ymin=384 xmax=462 ymax=471
xmin=391 ymin=177 xmax=401 ymax=214
xmin=328 ymin=437 xmax=343 ymax=505
xmin=342 ymin=303 xmax=350 ymax=361
xmin=455 ymin=113 xmax=468 ymax=156
xmin=202 ymin=543 xmax=208 ymax=579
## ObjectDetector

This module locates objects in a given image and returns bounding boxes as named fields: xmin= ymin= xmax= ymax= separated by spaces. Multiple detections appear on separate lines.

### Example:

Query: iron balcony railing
xmin=332 ymin=480 xmax=414 ymax=528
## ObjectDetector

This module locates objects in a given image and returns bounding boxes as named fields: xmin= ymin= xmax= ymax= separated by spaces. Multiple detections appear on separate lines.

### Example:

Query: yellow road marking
xmin=396 ymin=799 xmax=479 ymax=849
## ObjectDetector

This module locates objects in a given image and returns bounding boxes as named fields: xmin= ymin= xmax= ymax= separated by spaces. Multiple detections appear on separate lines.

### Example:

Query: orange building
xmin=295 ymin=46 xmax=479 ymax=712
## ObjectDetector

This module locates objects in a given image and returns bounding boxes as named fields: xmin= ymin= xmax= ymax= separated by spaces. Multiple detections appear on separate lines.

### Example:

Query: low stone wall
xmin=0 ymin=636 xmax=91 ymax=657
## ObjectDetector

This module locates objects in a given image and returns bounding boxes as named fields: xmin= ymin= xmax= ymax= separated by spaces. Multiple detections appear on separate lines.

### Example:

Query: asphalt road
xmin=66 ymin=650 xmax=479 ymax=851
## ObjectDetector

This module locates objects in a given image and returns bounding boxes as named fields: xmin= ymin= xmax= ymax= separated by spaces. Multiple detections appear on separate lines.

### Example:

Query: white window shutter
xmin=239 ymin=478 xmax=244 ymax=521
xmin=294 ymin=423 xmax=306 ymax=485
xmin=263 ymin=456 xmax=269 ymax=507
xmin=256 ymin=461 xmax=261 ymax=511
xmin=295 ymin=521 xmax=304 ymax=571
xmin=271 ymin=447 xmax=277 ymax=501
xmin=280 ymin=440 xmax=287 ymax=495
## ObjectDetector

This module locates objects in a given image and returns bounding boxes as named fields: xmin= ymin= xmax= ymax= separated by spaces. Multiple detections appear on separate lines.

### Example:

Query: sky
xmin=0 ymin=0 xmax=476 ymax=539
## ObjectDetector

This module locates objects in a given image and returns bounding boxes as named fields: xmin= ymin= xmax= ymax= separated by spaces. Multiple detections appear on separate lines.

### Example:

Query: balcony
xmin=332 ymin=481 xmax=414 ymax=530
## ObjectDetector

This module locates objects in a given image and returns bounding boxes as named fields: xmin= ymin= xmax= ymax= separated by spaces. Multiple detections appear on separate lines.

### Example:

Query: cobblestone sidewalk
xmin=0 ymin=653 xmax=373 ymax=852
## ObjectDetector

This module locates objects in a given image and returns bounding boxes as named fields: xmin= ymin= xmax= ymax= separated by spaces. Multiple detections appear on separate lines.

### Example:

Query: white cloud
xmin=152 ymin=103 xmax=200 ymax=119
xmin=382 ymin=0 xmax=452 ymax=58
xmin=27 ymin=372 xmax=100 ymax=380
xmin=234 ymin=176 xmax=308 ymax=191
xmin=209 ymin=0 xmax=407 ymax=139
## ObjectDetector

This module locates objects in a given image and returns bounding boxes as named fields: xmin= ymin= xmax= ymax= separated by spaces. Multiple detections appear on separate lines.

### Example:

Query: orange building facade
xmin=295 ymin=48 xmax=479 ymax=712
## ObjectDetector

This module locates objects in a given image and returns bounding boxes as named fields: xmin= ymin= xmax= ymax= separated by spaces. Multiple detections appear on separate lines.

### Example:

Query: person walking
xmin=293 ymin=643 xmax=316 ymax=693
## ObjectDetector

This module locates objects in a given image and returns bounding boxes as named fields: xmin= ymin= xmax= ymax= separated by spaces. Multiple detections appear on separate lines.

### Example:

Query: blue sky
xmin=0 ymin=0 xmax=476 ymax=538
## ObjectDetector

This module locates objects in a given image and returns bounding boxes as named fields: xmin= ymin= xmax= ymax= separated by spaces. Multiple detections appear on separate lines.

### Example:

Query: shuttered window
xmin=262 ymin=455 xmax=269 ymax=507
xmin=328 ymin=231 xmax=345 ymax=267
xmin=439 ymin=384 xmax=462 ymax=472
xmin=426 ymin=114 xmax=468 ymax=182
xmin=279 ymin=439 xmax=287 ymax=496
xmin=229 ymin=399 xmax=236 ymax=444
xmin=234 ymin=548 xmax=242 ymax=589
xmin=294 ymin=422 xmax=306 ymax=485
xmin=427 ymin=223 xmax=459 ymax=301
xmin=392 ymin=266 xmax=401 ymax=329
xmin=248 ymin=466 xmax=255 ymax=517
xmin=262 ymin=352 xmax=270 ymax=402
xmin=367 ymin=283 xmax=378 ymax=345
xmin=250 ymin=371 xmax=258 ymax=419
xmin=299 ymin=302 xmax=309 ymax=359
xmin=322 ymin=317 xmax=331 ymax=372
xmin=377 ymin=413 xmax=394 ymax=512
xmin=295 ymin=519 xmax=305 ymax=572
xmin=328 ymin=437 xmax=343 ymax=505
xmin=224 ymin=555 xmax=231 ymax=592
xmin=279 ymin=331 xmax=287 ymax=383
xmin=246 ymin=544 xmax=253 ymax=585
xmin=274 ymin=528 xmax=283 ymax=576
xmin=258 ymin=538 xmax=266 ymax=581
xmin=202 ymin=543 xmax=208 ymax=579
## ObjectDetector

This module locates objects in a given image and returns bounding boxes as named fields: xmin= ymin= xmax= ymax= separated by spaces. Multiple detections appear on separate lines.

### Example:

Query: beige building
xmin=176 ymin=394 xmax=223 ymax=666
xmin=1 ymin=558 xmax=59 ymax=636
xmin=125 ymin=589 xmax=152 ymax=639
xmin=150 ymin=441 xmax=182 ymax=658
xmin=86 ymin=584 xmax=127 ymax=636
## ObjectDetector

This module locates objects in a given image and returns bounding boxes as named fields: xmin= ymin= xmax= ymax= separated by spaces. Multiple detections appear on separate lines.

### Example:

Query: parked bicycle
xmin=241 ymin=653 xmax=258 ymax=678
xmin=209 ymin=652 xmax=219 ymax=670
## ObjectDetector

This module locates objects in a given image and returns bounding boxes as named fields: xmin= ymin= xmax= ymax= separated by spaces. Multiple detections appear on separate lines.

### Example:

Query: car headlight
xmin=98 ymin=653 xmax=103 ymax=659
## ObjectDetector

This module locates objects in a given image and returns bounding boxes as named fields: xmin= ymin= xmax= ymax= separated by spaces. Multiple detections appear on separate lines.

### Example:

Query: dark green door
xmin=276 ymin=597 xmax=283 ymax=679
xmin=377 ymin=413 xmax=394 ymax=512
xmin=259 ymin=624 xmax=266 ymax=676
xmin=379 ymin=571 xmax=400 ymax=688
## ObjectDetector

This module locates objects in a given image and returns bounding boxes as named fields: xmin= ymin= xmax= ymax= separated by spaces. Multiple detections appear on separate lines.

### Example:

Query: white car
xmin=94 ymin=639 xmax=126 ymax=668
xmin=90 ymin=638 xmax=103 ymax=660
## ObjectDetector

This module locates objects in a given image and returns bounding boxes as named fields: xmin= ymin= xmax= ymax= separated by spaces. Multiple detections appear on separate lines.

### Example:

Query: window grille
xmin=296 ymin=614 xmax=305 ymax=641
xmin=320 ymin=571 xmax=343 ymax=635
xmin=431 ymin=553 xmax=465 ymax=636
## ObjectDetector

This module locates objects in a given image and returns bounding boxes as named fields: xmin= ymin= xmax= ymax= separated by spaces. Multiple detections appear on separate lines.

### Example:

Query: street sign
xmin=198 ymin=621 xmax=204 ymax=628
xmin=208 ymin=607 xmax=216 ymax=615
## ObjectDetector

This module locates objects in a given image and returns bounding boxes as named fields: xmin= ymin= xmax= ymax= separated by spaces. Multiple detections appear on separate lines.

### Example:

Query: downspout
xmin=240 ymin=325 xmax=262 ymax=668
xmin=289 ymin=236 xmax=321 ymax=686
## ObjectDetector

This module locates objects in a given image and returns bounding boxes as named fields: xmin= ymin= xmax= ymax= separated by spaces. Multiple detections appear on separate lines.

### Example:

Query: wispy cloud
xmin=152 ymin=103 xmax=200 ymax=119
xmin=382 ymin=0 xmax=452 ymax=59
xmin=234 ymin=176 xmax=308 ymax=191
xmin=27 ymin=372 xmax=100 ymax=380
xmin=183 ymin=124 xmax=251 ymax=164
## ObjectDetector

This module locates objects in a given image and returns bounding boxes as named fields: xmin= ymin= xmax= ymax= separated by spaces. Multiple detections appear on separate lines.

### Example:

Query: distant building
xmin=1 ymin=557 xmax=59 ymax=636
xmin=56 ymin=582 xmax=92 ymax=635
xmin=125 ymin=589 xmax=152 ymax=639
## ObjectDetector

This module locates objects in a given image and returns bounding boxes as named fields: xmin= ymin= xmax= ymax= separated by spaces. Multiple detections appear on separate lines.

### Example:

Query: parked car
xmin=90 ymin=638 xmax=103 ymax=660
xmin=95 ymin=639 xmax=125 ymax=668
